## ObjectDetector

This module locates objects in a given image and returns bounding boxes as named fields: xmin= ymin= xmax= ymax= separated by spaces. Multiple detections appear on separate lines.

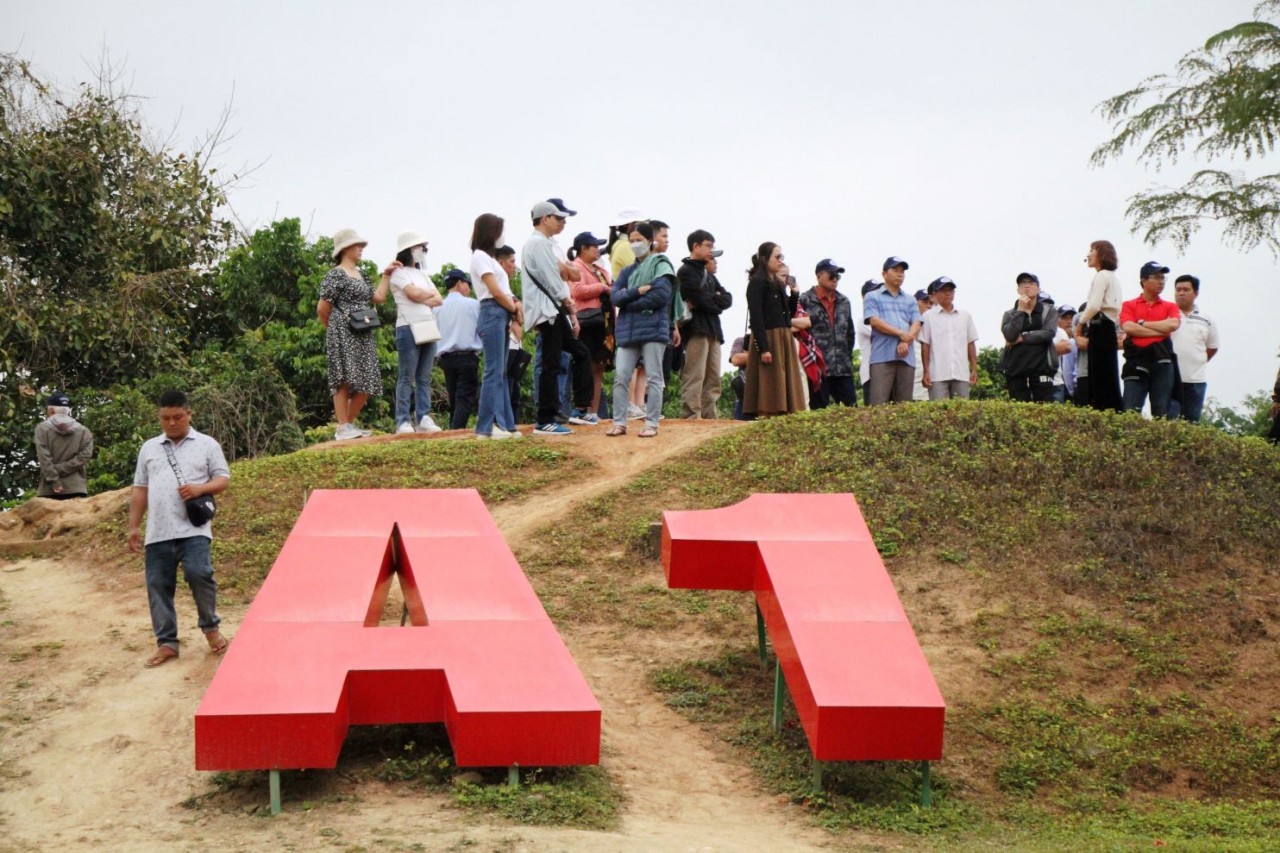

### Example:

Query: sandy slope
xmin=0 ymin=420 xmax=850 ymax=853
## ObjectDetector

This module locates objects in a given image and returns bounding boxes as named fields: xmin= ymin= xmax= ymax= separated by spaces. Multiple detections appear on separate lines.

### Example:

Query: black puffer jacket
xmin=677 ymin=258 xmax=732 ymax=343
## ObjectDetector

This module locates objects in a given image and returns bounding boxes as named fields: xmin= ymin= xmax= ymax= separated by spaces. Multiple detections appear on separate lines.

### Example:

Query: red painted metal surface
xmin=662 ymin=493 xmax=945 ymax=761
xmin=195 ymin=489 xmax=601 ymax=771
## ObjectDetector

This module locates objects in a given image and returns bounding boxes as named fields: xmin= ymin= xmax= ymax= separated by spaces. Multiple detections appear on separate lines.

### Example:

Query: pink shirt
xmin=571 ymin=258 xmax=612 ymax=311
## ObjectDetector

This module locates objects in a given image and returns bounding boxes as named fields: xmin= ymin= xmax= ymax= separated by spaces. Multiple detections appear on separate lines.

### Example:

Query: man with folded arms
xmin=1120 ymin=261 xmax=1181 ymax=418
xmin=863 ymin=257 xmax=920 ymax=404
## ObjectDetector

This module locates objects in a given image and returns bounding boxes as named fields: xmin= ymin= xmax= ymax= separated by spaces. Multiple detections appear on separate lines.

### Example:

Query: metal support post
xmin=773 ymin=658 xmax=785 ymax=732
xmin=269 ymin=769 xmax=281 ymax=815
xmin=920 ymin=761 xmax=932 ymax=808
xmin=507 ymin=764 xmax=520 ymax=787
xmin=756 ymin=602 xmax=767 ymax=666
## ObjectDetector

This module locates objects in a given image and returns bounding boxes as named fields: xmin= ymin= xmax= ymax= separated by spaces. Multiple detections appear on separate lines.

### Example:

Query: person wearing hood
xmin=34 ymin=392 xmax=94 ymax=499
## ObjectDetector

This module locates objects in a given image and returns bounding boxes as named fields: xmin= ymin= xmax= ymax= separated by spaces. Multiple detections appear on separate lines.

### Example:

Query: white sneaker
xmin=354 ymin=425 xmax=372 ymax=437
xmin=626 ymin=404 xmax=645 ymax=420
xmin=396 ymin=422 xmax=415 ymax=435
xmin=490 ymin=426 xmax=522 ymax=441
xmin=418 ymin=415 xmax=443 ymax=434
xmin=334 ymin=423 xmax=360 ymax=441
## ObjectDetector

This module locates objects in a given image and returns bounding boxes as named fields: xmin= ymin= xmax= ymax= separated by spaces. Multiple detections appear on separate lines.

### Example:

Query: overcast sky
xmin=6 ymin=0 xmax=1277 ymax=408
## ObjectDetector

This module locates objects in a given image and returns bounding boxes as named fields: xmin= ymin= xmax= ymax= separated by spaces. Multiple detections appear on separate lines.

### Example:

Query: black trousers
xmin=536 ymin=317 xmax=592 ymax=426
xmin=811 ymin=374 xmax=858 ymax=409
xmin=438 ymin=350 xmax=480 ymax=430
xmin=1007 ymin=375 xmax=1056 ymax=403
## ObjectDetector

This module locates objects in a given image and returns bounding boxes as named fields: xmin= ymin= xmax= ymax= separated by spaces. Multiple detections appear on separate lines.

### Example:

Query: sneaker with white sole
xmin=532 ymin=422 xmax=572 ymax=436
xmin=396 ymin=422 xmax=415 ymax=435
xmin=626 ymin=404 xmax=645 ymax=420
xmin=354 ymin=425 xmax=372 ymax=437
xmin=418 ymin=415 xmax=443 ymax=434
xmin=568 ymin=409 xmax=599 ymax=425
xmin=490 ymin=426 xmax=523 ymax=440
xmin=334 ymin=423 xmax=361 ymax=441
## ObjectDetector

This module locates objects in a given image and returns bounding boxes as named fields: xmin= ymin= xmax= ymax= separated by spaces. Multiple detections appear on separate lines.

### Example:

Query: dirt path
xmin=0 ymin=421 xmax=843 ymax=852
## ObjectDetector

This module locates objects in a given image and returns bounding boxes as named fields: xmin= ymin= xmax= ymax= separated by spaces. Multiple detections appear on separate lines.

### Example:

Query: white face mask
xmin=410 ymin=247 xmax=425 ymax=268
xmin=630 ymin=240 xmax=650 ymax=259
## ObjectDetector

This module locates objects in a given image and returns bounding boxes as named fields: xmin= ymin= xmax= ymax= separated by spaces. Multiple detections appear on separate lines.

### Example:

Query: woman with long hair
xmin=389 ymin=229 xmax=444 ymax=434
xmin=568 ymin=231 xmax=614 ymax=422
xmin=468 ymin=213 xmax=522 ymax=439
xmin=317 ymin=229 xmax=394 ymax=440
xmin=743 ymin=242 xmax=806 ymax=417
xmin=1077 ymin=239 xmax=1123 ymax=411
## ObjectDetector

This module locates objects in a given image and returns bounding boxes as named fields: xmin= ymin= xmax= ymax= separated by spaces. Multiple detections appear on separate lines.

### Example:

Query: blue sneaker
xmin=568 ymin=409 xmax=599 ymax=425
xmin=533 ymin=422 xmax=573 ymax=436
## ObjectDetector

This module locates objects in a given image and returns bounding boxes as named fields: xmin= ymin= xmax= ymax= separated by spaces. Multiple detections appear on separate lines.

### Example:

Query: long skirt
xmin=744 ymin=327 xmax=807 ymax=416
xmin=1087 ymin=313 xmax=1123 ymax=412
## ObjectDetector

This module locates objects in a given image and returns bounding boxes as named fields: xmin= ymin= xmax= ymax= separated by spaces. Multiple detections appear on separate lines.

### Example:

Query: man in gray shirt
xmin=522 ymin=200 xmax=592 ymax=435
xmin=128 ymin=389 xmax=231 ymax=667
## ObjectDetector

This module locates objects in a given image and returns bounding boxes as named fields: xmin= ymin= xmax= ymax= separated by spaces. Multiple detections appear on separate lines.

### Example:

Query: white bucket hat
xmin=612 ymin=207 xmax=644 ymax=226
xmin=332 ymin=228 xmax=368 ymax=261
xmin=396 ymin=230 xmax=428 ymax=254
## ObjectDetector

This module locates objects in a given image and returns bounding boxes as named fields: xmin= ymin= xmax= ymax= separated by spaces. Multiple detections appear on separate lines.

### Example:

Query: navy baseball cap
xmin=815 ymin=258 xmax=845 ymax=276
xmin=1140 ymin=260 xmax=1171 ymax=277
xmin=1058 ymin=302 xmax=1077 ymax=315
xmin=443 ymin=269 xmax=472 ymax=287
xmin=1039 ymin=291 xmax=1056 ymax=303
xmin=861 ymin=280 xmax=883 ymax=297
xmin=46 ymin=391 xmax=71 ymax=407
xmin=913 ymin=289 xmax=931 ymax=302
xmin=1016 ymin=272 xmax=1040 ymax=285
xmin=547 ymin=197 xmax=577 ymax=217
xmin=882 ymin=256 xmax=909 ymax=271
xmin=927 ymin=276 xmax=956 ymax=293
xmin=572 ymin=231 xmax=607 ymax=249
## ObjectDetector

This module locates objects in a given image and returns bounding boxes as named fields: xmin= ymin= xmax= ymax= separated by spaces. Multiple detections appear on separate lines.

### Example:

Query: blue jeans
xmin=476 ymin=299 xmax=516 ymax=435
xmin=395 ymin=325 xmax=437 ymax=427
xmin=1172 ymin=382 xmax=1207 ymax=423
xmin=613 ymin=342 xmax=666 ymax=428
xmin=145 ymin=535 xmax=219 ymax=650
xmin=1123 ymin=358 xmax=1176 ymax=418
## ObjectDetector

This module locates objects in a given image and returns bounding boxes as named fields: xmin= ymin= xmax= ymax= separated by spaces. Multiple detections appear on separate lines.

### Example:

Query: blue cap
xmin=913 ymin=289 xmax=931 ymax=302
xmin=927 ymin=276 xmax=956 ymax=293
xmin=546 ymin=197 xmax=577 ymax=217
xmin=443 ymin=268 xmax=472 ymax=287
xmin=861 ymin=280 xmax=883 ymax=297
xmin=1140 ymin=260 xmax=1170 ymax=278
xmin=815 ymin=258 xmax=845 ymax=276
xmin=46 ymin=391 xmax=71 ymax=407
xmin=1016 ymin=272 xmax=1040 ymax=285
xmin=1038 ymin=291 xmax=1056 ymax=303
xmin=882 ymin=256 xmax=909 ymax=271
xmin=572 ymin=231 xmax=607 ymax=249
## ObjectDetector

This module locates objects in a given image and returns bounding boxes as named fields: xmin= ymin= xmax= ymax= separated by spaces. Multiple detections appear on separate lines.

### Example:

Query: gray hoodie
xmin=34 ymin=411 xmax=94 ymax=497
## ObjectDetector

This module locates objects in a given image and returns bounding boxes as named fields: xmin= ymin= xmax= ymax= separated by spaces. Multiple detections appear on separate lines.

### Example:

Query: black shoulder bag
xmin=163 ymin=441 xmax=217 ymax=526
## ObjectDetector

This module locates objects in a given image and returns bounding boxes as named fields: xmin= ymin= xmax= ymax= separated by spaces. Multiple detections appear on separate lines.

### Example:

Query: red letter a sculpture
xmin=195 ymin=489 xmax=600 ymax=771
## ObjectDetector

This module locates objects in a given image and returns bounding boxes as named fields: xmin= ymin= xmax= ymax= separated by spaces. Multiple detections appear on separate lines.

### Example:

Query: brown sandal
xmin=638 ymin=427 xmax=658 ymax=438
xmin=145 ymin=646 xmax=179 ymax=668
xmin=205 ymin=630 xmax=229 ymax=656
xmin=605 ymin=425 xmax=627 ymax=437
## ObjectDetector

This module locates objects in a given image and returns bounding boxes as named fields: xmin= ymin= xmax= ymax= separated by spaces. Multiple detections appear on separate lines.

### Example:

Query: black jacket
xmin=677 ymin=258 xmax=732 ymax=343
xmin=1000 ymin=299 xmax=1059 ymax=379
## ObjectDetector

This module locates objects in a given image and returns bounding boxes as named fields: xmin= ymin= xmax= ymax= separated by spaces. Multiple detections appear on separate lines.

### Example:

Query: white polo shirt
xmin=1170 ymin=306 xmax=1220 ymax=383
xmin=917 ymin=305 xmax=979 ymax=383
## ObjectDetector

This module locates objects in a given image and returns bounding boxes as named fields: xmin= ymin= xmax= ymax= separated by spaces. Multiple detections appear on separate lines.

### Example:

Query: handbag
xmin=576 ymin=307 xmax=605 ymax=329
xmin=410 ymin=310 xmax=442 ymax=344
xmin=162 ymin=442 xmax=217 ymax=526
xmin=348 ymin=307 xmax=381 ymax=332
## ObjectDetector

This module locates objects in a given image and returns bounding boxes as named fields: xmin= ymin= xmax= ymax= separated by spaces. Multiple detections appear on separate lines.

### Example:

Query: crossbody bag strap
xmin=162 ymin=441 xmax=188 ymax=486
xmin=525 ymin=269 xmax=570 ymax=319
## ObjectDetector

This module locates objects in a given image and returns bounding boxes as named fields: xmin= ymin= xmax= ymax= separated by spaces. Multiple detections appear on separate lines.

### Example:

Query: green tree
xmin=1091 ymin=1 xmax=1280 ymax=254
xmin=0 ymin=54 xmax=233 ymax=499
xmin=1204 ymin=390 xmax=1275 ymax=437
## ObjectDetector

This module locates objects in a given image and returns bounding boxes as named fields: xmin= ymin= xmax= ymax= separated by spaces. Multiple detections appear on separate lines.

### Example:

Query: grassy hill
xmin=67 ymin=403 xmax=1280 ymax=848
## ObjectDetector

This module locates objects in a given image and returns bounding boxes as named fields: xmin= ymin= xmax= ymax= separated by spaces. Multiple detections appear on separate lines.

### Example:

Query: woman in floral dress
xmin=317 ymin=228 xmax=394 ymax=440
